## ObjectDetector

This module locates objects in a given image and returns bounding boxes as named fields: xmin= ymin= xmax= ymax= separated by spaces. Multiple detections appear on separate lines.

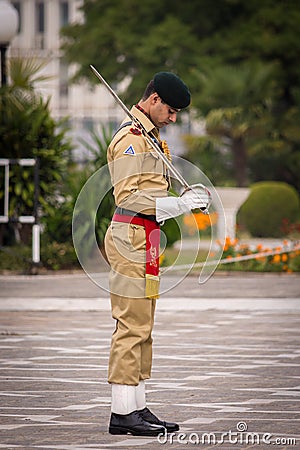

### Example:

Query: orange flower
xmin=183 ymin=212 xmax=218 ymax=232
xmin=225 ymin=237 xmax=232 ymax=246
xmin=281 ymin=254 xmax=288 ymax=262
xmin=272 ymin=254 xmax=281 ymax=264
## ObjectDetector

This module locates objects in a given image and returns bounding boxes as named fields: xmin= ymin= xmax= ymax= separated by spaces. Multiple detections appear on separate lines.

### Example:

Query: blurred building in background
xmin=9 ymin=0 xmax=191 ymax=159
xmin=8 ymin=0 xmax=127 ymax=160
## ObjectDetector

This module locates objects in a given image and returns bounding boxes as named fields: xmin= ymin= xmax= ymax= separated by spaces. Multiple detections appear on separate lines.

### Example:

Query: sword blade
xmin=90 ymin=65 xmax=134 ymax=121
xmin=89 ymin=64 xmax=190 ymax=189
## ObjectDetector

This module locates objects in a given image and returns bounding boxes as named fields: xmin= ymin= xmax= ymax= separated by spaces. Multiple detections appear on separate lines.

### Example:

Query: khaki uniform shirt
xmin=107 ymin=105 xmax=169 ymax=215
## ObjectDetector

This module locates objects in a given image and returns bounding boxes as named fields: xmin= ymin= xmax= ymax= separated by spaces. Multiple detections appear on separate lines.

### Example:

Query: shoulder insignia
xmin=130 ymin=127 xmax=142 ymax=136
xmin=123 ymin=145 xmax=136 ymax=156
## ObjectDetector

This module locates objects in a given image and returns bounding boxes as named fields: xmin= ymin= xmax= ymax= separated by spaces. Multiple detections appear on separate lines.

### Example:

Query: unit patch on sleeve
xmin=123 ymin=145 xmax=136 ymax=156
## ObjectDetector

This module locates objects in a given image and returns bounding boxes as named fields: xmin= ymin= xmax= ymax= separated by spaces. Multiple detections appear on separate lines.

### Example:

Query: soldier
xmin=104 ymin=72 xmax=208 ymax=436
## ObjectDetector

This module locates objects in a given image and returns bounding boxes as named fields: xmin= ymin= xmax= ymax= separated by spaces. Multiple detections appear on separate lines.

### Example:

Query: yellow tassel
xmin=161 ymin=140 xmax=172 ymax=161
xmin=145 ymin=274 xmax=160 ymax=299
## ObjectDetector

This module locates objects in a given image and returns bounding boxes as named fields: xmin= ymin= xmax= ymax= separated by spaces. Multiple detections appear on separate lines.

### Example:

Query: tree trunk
xmin=232 ymin=137 xmax=248 ymax=187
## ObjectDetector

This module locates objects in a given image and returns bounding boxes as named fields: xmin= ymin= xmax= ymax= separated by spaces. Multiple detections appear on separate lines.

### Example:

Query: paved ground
xmin=0 ymin=272 xmax=299 ymax=449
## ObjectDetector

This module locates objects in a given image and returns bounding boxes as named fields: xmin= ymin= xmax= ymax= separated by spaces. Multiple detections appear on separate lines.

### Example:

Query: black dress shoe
xmin=139 ymin=407 xmax=179 ymax=432
xmin=109 ymin=410 xmax=166 ymax=436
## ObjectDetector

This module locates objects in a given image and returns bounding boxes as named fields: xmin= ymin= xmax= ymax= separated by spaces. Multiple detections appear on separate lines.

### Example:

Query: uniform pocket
xmin=108 ymin=222 xmax=145 ymax=267
xmin=129 ymin=224 xmax=146 ymax=251
xmin=143 ymin=151 xmax=161 ymax=176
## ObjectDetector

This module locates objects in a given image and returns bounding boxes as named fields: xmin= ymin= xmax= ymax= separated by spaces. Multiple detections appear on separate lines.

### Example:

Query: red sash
xmin=112 ymin=213 xmax=160 ymax=298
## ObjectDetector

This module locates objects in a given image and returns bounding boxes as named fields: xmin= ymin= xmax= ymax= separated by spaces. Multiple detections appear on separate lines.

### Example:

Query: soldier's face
xmin=150 ymin=96 xmax=180 ymax=128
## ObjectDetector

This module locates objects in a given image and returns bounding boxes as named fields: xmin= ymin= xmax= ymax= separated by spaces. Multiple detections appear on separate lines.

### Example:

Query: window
xmin=59 ymin=60 xmax=69 ymax=109
xmin=59 ymin=60 xmax=69 ymax=97
xmin=82 ymin=118 xmax=94 ymax=133
xmin=60 ymin=1 xmax=69 ymax=27
xmin=35 ymin=1 xmax=45 ymax=34
xmin=34 ymin=1 xmax=45 ymax=49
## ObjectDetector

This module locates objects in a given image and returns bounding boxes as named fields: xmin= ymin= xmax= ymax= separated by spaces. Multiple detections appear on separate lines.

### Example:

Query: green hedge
xmin=0 ymin=241 xmax=79 ymax=273
xmin=237 ymin=181 xmax=300 ymax=238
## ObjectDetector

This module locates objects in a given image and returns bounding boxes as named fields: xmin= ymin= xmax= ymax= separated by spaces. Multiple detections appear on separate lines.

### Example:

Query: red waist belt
xmin=112 ymin=213 xmax=160 ymax=299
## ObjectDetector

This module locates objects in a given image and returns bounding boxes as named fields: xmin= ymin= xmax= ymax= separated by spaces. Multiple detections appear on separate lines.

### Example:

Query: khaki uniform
xmin=104 ymin=105 xmax=169 ymax=385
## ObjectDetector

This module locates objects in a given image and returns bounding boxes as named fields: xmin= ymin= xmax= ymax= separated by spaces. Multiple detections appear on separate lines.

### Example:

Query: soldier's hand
xmin=179 ymin=185 xmax=210 ymax=212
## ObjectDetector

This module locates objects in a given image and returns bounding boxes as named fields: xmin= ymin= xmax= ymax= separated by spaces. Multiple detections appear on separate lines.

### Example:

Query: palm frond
xmin=8 ymin=57 xmax=53 ymax=90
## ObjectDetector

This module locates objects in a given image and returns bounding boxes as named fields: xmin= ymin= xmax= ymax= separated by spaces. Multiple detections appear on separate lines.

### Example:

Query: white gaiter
xmin=135 ymin=380 xmax=146 ymax=410
xmin=111 ymin=383 xmax=137 ymax=415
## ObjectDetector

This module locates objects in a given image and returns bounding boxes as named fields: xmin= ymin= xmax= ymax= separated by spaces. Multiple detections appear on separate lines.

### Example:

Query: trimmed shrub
xmin=237 ymin=182 xmax=300 ymax=238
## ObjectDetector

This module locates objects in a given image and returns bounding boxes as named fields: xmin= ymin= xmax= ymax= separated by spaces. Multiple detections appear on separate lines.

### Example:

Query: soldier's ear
xmin=150 ymin=93 xmax=160 ymax=105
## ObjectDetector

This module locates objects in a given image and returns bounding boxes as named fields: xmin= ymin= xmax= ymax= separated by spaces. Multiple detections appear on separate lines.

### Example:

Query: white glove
xmin=180 ymin=187 xmax=210 ymax=211
xmin=156 ymin=196 xmax=189 ymax=222
xmin=156 ymin=187 xmax=210 ymax=222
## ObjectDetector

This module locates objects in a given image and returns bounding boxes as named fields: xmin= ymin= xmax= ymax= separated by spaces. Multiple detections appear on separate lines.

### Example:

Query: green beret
xmin=153 ymin=72 xmax=191 ymax=109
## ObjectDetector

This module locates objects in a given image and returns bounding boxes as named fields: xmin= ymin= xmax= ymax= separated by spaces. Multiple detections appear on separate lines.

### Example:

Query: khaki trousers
xmin=108 ymin=294 xmax=156 ymax=385
xmin=105 ymin=222 xmax=157 ymax=385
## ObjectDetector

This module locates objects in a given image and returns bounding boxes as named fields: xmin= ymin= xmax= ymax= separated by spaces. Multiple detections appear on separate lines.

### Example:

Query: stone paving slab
xmin=0 ymin=272 xmax=299 ymax=299
xmin=0 ymin=307 xmax=299 ymax=449
xmin=0 ymin=297 xmax=299 ymax=312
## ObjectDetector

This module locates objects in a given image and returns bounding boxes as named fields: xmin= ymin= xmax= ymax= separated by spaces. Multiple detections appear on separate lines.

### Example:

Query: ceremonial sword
xmin=89 ymin=64 xmax=211 ymax=213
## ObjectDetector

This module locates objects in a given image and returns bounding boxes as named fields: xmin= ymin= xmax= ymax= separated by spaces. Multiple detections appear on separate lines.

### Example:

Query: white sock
xmin=111 ymin=383 xmax=137 ymax=415
xmin=135 ymin=380 xmax=146 ymax=410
